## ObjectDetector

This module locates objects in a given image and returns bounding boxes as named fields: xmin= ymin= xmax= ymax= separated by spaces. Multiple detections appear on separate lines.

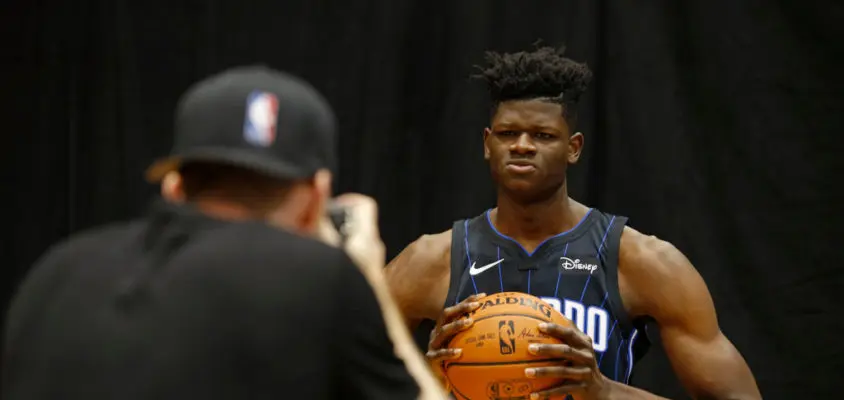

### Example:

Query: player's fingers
xmin=429 ymin=317 xmax=473 ymax=350
xmin=441 ymin=293 xmax=486 ymax=322
xmin=525 ymin=365 xmax=591 ymax=380
xmin=528 ymin=381 xmax=588 ymax=400
xmin=440 ymin=317 xmax=474 ymax=337
xmin=527 ymin=343 xmax=593 ymax=365
xmin=425 ymin=348 xmax=462 ymax=362
xmin=537 ymin=323 xmax=592 ymax=348
xmin=440 ymin=302 xmax=479 ymax=323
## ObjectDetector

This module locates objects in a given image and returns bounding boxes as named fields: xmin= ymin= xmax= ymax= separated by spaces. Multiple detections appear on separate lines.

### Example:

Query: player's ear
xmin=483 ymin=127 xmax=492 ymax=160
xmin=567 ymin=132 xmax=584 ymax=164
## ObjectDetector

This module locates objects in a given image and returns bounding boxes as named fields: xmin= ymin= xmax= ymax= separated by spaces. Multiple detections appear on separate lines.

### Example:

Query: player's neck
xmin=492 ymin=185 xmax=579 ymax=241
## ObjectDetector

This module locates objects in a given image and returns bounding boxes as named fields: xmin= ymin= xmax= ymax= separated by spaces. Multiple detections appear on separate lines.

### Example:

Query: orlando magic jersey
xmin=416 ymin=208 xmax=648 ymax=386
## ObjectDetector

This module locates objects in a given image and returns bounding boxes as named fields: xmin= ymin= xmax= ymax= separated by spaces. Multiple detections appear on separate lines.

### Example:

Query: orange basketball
xmin=444 ymin=292 xmax=579 ymax=400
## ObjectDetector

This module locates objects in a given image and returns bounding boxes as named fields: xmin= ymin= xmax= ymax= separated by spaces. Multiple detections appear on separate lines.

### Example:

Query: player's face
xmin=483 ymin=100 xmax=583 ymax=198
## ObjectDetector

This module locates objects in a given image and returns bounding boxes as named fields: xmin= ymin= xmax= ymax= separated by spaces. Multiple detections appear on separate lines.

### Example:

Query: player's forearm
xmin=604 ymin=380 xmax=671 ymax=400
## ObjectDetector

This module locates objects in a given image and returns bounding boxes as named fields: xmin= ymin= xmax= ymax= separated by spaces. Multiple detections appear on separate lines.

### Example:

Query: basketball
xmin=444 ymin=292 xmax=579 ymax=400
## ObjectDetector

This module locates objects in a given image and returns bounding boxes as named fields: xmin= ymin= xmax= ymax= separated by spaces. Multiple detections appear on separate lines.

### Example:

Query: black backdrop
xmin=3 ymin=1 xmax=843 ymax=398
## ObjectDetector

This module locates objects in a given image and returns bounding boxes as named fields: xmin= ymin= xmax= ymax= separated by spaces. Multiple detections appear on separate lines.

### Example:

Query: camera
xmin=327 ymin=202 xmax=350 ymax=244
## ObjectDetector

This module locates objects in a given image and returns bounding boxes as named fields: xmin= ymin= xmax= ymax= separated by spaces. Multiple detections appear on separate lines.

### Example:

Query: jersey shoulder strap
xmin=595 ymin=212 xmax=655 ymax=376
xmin=444 ymin=218 xmax=471 ymax=308
xmin=596 ymin=212 xmax=635 ymax=337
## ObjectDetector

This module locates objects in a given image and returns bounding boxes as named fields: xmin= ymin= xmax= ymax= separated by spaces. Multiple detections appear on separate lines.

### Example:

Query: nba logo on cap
xmin=244 ymin=90 xmax=279 ymax=147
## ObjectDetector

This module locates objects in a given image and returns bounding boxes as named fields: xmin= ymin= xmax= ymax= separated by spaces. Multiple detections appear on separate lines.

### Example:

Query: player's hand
xmin=524 ymin=323 xmax=612 ymax=400
xmin=426 ymin=293 xmax=487 ymax=375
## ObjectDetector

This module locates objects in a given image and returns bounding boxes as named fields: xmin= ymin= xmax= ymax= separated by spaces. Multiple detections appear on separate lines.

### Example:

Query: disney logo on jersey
xmin=559 ymin=256 xmax=599 ymax=275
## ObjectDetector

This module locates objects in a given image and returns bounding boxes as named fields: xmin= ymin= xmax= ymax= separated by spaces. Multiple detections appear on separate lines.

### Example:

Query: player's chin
xmin=499 ymin=179 xmax=546 ymax=197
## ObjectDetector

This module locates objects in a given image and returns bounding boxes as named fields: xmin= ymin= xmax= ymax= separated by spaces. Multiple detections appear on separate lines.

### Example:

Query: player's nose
xmin=509 ymin=133 xmax=537 ymax=154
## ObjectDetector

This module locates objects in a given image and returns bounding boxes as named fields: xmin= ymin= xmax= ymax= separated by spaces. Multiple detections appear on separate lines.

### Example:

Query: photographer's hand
xmin=318 ymin=193 xmax=445 ymax=400
xmin=329 ymin=194 xmax=386 ymax=274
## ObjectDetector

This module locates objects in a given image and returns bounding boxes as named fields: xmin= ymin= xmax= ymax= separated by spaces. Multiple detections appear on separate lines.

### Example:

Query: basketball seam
xmin=470 ymin=313 xmax=551 ymax=323
xmin=445 ymin=357 xmax=569 ymax=367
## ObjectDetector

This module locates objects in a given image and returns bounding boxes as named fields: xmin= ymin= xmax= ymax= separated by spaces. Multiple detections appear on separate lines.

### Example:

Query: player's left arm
xmin=526 ymin=227 xmax=761 ymax=399
xmin=614 ymin=228 xmax=762 ymax=400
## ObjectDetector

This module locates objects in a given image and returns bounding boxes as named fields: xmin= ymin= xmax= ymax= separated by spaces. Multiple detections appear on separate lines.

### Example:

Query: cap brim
xmin=144 ymin=148 xmax=311 ymax=183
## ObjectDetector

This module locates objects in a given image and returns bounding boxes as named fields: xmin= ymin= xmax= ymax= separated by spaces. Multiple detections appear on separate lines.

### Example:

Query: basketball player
xmin=3 ymin=67 xmax=443 ymax=399
xmin=384 ymin=47 xmax=762 ymax=399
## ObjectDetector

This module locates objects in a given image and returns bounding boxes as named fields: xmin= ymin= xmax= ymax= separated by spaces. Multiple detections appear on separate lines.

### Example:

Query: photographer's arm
xmin=326 ymin=194 xmax=446 ymax=400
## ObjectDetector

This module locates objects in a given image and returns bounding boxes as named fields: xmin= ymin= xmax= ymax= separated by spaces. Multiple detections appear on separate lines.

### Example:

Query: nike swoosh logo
xmin=469 ymin=259 xmax=504 ymax=276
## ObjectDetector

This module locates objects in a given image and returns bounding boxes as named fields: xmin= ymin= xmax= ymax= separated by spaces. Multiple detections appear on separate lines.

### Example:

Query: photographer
xmin=2 ymin=66 xmax=444 ymax=400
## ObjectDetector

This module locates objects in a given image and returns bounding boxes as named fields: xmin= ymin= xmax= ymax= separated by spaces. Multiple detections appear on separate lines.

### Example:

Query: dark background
xmin=3 ymin=0 xmax=843 ymax=398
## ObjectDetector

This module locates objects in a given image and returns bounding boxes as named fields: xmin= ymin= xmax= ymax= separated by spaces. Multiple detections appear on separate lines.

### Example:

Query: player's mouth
xmin=505 ymin=160 xmax=537 ymax=173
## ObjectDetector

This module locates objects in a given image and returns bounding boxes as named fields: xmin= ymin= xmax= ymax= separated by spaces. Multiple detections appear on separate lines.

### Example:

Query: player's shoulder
xmin=617 ymin=227 xmax=699 ymax=317
xmin=619 ymin=226 xmax=692 ymax=278
xmin=411 ymin=229 xmax=453 ymax=256
xmin=384 ymin=229 xmax=454 ymax=321
xmin=384 ymin=229 xmax=452 ymax=290
xmin=393 ymin=229 xmax=452 ymax=271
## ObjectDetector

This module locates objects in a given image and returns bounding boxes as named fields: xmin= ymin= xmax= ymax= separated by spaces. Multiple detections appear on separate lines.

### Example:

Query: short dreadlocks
xmin=472 ymin=44 xmax=593 ymax=126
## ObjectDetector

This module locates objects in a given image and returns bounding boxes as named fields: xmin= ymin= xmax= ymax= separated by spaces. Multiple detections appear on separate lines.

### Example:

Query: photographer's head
xmin=159 ymin=163 xmax=331 ymax=233
xmin=147 ymin=66 xmax=337 ymax=235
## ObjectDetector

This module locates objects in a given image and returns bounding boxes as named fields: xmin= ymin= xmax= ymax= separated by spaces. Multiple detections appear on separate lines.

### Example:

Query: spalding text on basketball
xmin=476 ymin=295 xmax=554 ymax=319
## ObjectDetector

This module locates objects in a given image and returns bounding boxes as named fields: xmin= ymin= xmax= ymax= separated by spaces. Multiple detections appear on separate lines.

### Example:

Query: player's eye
xmin=534 ymin=132 xmax=554 ymax=139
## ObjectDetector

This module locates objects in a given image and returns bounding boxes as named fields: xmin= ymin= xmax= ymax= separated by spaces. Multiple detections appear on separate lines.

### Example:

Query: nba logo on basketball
xmin=244 ymin=90 xmax=279 ymax=147
xmin=498 ymin=320 xmax=516 ymax=355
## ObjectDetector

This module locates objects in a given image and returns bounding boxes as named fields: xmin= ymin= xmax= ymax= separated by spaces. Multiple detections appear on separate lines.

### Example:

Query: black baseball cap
xmin=145 ymin=65 xmax=337 ymax=183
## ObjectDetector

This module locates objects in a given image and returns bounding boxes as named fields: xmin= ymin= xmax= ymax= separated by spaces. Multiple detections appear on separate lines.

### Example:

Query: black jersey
xmin=415 ymin=208 xmax=649 ymax=387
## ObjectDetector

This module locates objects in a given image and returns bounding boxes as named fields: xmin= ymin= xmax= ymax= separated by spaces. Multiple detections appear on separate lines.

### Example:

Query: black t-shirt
xmin=2 ymin=201 xmax=420 ymax=400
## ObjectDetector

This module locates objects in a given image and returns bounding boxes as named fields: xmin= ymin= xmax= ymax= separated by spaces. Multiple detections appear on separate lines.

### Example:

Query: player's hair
xmin=472 ymin=44 xmax=593 ymax=126
xmin=178 ymin=162 xmax=294 ymax=215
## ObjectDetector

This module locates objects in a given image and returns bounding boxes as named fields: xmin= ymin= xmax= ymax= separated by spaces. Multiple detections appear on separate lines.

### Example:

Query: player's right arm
xmin=383 ymin=231 xmax=453 ymax=330
xmin=383 ymin=231 xmax=486 ymax=389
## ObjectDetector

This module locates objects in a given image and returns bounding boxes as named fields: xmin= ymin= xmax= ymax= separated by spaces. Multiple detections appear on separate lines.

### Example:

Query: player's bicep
xmin=337 ymin=255 xmax=420 ymax=400
xmin=647 ymin=245 xmax=761 ymax=399
xmin=384 ymin=241 xmax=424 ymax=325
xmin=384 ymin=232 xmax=451 ymax=327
